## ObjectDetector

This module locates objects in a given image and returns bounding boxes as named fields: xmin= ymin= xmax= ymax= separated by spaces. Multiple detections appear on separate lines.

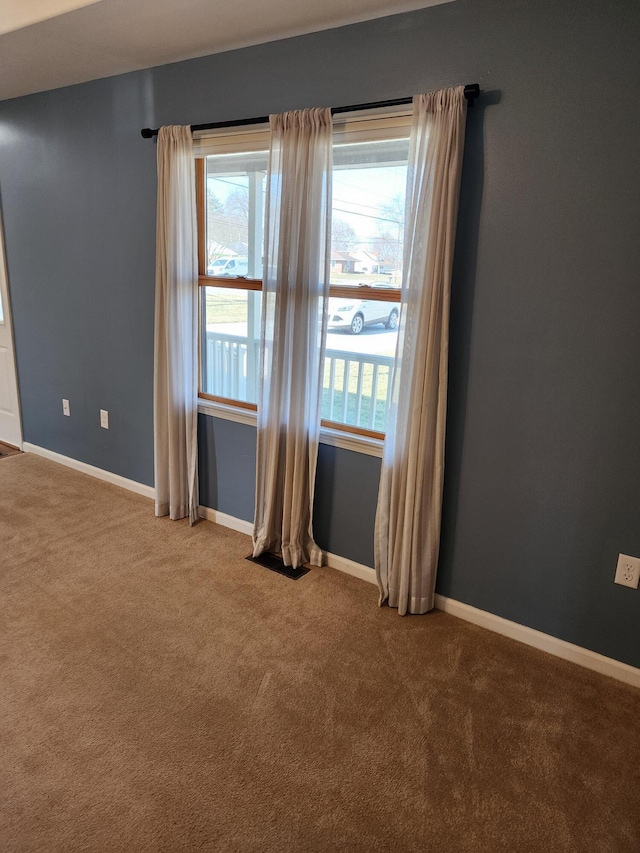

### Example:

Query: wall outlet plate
xmin=100 ymin=409 xmax=109 ymax=429
xmin=614 ymin=554 xmax=640 ymax=589
xmin=62 ymin=398 xmax=70 ymax=416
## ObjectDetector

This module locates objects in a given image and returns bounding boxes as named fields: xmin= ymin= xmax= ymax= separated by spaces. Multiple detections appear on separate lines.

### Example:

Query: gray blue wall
xmin=1 ymin=0 xmax=639 ymax=668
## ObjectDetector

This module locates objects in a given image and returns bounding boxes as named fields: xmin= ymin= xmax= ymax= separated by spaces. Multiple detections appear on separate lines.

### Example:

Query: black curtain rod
xmin=140 ymin=83 xmax=480 ymax=139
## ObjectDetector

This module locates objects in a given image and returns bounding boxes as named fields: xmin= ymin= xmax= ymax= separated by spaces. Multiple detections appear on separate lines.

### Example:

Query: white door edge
xmin=0 ymin=214 xmax=23 ymax=449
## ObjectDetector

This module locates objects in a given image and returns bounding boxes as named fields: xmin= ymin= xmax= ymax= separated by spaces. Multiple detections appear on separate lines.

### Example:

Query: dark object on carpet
xmin=247 ymin=550 xmax=310 ymax=580
xmin=0 ymin=441 xmax=21 ymax=459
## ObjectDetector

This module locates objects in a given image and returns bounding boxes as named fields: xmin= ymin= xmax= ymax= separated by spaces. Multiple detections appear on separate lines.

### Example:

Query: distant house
xmin=330 ymin=251 xmax=357 ymax=273
xmin=352 ymin=249 xmax=382 ymax=274
xmin=209 ymin=242 xmax=248 ymax=260
xmin=227 ymin=242 xmax=249 ymax=257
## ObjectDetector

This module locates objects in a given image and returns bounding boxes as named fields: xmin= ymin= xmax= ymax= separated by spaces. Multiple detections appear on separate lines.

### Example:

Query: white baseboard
xmin=23 ymin=442 xmax=155 ymax=501
xmin=198 ymin=504 xmax=253 ymax=535
xmin=434 ymin=594 xmax=640 ymax=690
xmin=15 ymin=453 xmax=638 ymax=691
xmin=198 ymin=507 xmax=638 ymax=688
xmin=196 ymin=506 xmax=639 ymax=689
xmin=322 ymin=551 xmax=377 ymax=585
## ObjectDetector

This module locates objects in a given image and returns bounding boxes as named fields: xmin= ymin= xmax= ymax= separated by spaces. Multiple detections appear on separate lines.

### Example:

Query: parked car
xmin=327 ymin=285 xmax=399 ymax=335
xmin=208 ymin=257 xmax=249 ymax=276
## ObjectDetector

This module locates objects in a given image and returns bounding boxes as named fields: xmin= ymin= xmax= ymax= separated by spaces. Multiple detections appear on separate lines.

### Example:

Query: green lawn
xmin=321 ymin=359 xmax=391 ymax=432
xmin=203 ymin=289 xmax=252 ymax=325
xmin=321 ymin=387 xmax=388 ymax=432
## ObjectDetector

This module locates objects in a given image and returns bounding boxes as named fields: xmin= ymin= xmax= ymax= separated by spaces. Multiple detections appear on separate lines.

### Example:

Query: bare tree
xmin=207 ymin=187 xmax=250 ymax=262
xmin=374 ymin=193 xmax=405 ymax=272
xmin=206 ymin=193 xmax=229 ymax=263
xmin=371 ymin=230 xmax=403 ymax=271
xmin=331 ymin=218 xmax=359 ymax=253
xmin=207 ymin=192 xmax=224 ymax=223
xmin=224 ymin=187 xmax=249 ymax=224
xmin=380 ymin=194 xmax=405 ymax=229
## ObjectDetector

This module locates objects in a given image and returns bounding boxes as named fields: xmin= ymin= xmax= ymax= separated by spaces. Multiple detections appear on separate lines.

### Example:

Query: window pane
xmin=322 ymin=297 xmax=400 ymax=432
xmin=323 ymin=136 xmax=408 ymax=433
xmin=200 ymin=286 xmax=262 ymax=404
xmin=330 ymin=137 xmax=408 ymax=288
xmin=205 ymin=150 xmax=268 ymax=278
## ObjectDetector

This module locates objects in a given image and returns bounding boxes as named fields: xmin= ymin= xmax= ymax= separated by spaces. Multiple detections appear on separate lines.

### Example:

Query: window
xmin=195 ymin=130 xmax=268 ymax=410
xmin=195 ymin=112 xmax=410 ymax=440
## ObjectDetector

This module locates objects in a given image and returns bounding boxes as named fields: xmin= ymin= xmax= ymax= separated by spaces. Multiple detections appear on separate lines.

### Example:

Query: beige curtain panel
xmin=375 ymin=86 xmax=468 ymax=614
xmin=153 ymin=125 xmax=199 ymax=524
xmin=252 ymin=108 xmax=332 ymax=569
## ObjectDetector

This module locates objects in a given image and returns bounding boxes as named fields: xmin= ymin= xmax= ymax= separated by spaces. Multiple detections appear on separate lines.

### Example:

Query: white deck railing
xmin=202 ymin=331 xmax=394 ymax=431
xmin=203 ymin=331 xmax=260 ymax=403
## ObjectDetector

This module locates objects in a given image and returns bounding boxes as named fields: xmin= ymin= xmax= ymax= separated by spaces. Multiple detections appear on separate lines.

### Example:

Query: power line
xmin=333 ymin=207 xmax=403 ymax=226
xmin=332 ymin=196 xmax=402 ymax=217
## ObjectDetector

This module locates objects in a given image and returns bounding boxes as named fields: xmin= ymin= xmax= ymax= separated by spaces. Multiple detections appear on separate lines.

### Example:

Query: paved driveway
xmin=206 ymin=323 xmax=398 ymax=358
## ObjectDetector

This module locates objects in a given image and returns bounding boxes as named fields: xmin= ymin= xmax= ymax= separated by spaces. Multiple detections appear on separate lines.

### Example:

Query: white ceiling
xmin=0 ymin=0 xmax=454 ymax=101
xmin=0 ymin=0 xmax=104 ymax=35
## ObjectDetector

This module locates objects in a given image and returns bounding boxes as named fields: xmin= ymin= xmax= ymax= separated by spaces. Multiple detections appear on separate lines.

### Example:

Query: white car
xmin=208 ymin=257 xmax=249 ymax=277
xmin=327 ymin=289 xmax=399 ymax=335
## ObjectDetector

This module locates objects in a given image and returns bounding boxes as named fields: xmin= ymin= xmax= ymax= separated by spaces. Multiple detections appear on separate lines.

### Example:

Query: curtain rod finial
xmin=141 ymin=128 xmax=156 ymax=139
xmin=464 ymin=84 xmax=480 ymax=105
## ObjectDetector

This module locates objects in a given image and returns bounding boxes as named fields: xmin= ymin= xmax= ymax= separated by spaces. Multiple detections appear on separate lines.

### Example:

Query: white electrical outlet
xmin=614 ymin=554 xmax=640 ymax=590
xmin=62 ymin=398 xmax=70 ymax=416
xmin=100 ymin=409 xmax=109 ymax=429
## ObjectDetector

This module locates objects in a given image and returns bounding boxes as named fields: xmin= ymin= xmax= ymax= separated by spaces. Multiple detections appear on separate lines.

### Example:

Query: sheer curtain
xmin=375 ymin=87 xmax=468 ymax=614
xmin=252 ymin=108 xmax=332 ymax=569
xmin=153 ymin=125 xmax=199 ymax=524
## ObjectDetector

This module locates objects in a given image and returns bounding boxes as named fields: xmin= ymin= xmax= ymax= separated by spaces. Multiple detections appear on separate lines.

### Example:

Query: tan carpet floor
xmin=1 ymin=453 xmax=639 ymax=852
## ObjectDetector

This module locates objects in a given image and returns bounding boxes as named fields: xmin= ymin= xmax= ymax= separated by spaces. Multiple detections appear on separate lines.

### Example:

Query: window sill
xmin=198 ymin=398 xmax=257 ymax=427
xmin=197 ymin=398 xmax=383 ymax=458
xmin=318 ymin=425 xmax=383 ymax=457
